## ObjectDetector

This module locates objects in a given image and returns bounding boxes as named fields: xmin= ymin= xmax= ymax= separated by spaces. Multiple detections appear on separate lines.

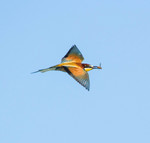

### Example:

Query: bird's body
xmin=33 ymin=45 xmax=102 ymax=90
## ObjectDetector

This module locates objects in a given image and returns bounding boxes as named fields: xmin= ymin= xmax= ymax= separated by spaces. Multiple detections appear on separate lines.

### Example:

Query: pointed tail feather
xmin=31 ymin=66 xmax=57 ymax=74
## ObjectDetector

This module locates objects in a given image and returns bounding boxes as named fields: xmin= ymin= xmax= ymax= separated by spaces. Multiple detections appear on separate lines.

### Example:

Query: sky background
xmin=0 ymin=0 xmax=150 ymax=143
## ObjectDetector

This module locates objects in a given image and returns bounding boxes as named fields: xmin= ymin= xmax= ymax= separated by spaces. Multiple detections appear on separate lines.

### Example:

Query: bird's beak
xmin=97 ymin=66 xmax=102 ymax=69
xmin=93 ymin=66 xmax=102 ymax=69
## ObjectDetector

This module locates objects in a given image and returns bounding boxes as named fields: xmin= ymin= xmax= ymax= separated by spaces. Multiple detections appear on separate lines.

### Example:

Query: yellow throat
xmin=84 ymin=67 xmax=93 ymax=72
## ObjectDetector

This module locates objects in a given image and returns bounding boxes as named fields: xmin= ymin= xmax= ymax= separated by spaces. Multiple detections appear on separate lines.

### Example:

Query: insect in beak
xmin=93 ymin=66 xmax=102 ymax=69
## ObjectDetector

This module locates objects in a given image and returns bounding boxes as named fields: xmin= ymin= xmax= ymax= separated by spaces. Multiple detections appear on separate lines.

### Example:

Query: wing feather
xmin=61 ymin=45 xmax=84 ymax=63
xmin=63 ymin=66 xmax=90 ymax=91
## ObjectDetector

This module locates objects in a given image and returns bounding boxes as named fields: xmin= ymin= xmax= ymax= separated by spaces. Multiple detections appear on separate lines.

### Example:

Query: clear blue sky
xmin=0 ymin=0 xmax=150 ymax=143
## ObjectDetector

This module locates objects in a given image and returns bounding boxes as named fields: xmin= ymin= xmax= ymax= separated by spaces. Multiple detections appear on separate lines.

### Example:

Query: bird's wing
xmin=63 ymin=66 xmax=90 ymax=91
xmin=61 ymin=45 xmax=84 ymax=63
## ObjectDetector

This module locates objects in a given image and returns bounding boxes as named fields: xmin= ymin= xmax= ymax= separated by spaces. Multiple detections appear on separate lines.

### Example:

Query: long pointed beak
xmin=93 ymin=66 xmax=102 ymax=69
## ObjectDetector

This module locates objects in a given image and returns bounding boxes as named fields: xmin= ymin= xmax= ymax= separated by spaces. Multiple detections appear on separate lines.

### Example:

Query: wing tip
xmin=86 ymin=87 xmax=90 ymax=91
xmin=31 ymin=71 xmax=39 ymax=74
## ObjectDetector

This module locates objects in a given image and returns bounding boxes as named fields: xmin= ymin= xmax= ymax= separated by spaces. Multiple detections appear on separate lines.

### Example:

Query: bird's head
xmin=83 ymin=63 xmax=102 ymax=72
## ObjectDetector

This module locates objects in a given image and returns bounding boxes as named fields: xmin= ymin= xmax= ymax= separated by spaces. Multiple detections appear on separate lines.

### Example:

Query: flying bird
xmin=32 ymin=45 xmax=102 ymax=91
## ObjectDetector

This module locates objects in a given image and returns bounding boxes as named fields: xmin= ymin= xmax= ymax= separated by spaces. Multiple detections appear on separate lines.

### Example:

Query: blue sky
xmin=0 ymin=0 xmax=150 ymax=143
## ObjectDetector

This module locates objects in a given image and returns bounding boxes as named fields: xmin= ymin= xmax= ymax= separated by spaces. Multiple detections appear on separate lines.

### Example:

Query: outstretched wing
xmin=63 ymin=66 xmax=90 ymax=91
xmin=61 ymin=45 xmax=84 ymax=63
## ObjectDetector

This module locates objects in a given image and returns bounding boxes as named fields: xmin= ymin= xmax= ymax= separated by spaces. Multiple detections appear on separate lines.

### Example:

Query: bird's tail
xmin=31 ymin=66 xmax=57 ymax=74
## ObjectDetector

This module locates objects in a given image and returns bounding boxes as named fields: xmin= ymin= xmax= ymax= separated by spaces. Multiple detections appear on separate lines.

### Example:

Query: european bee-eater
xmin=33 ymin=45 xmax=102 ymax=91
